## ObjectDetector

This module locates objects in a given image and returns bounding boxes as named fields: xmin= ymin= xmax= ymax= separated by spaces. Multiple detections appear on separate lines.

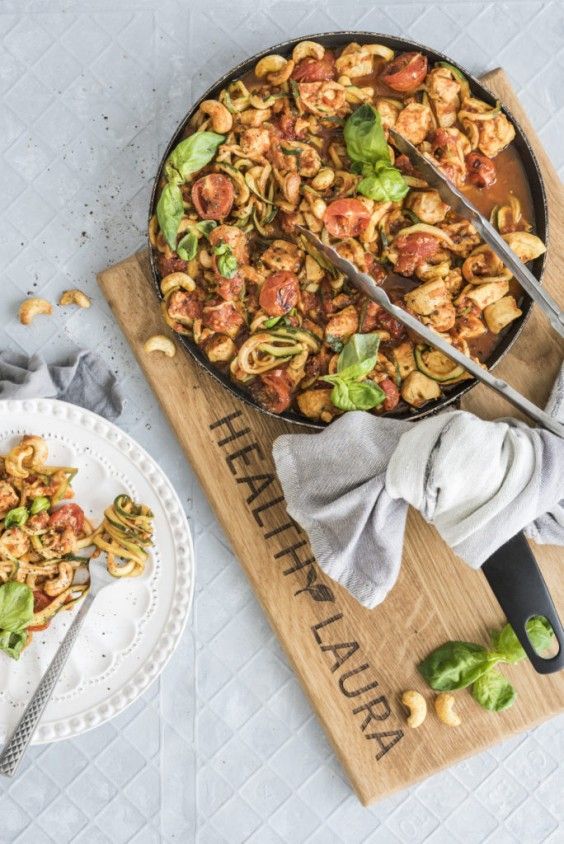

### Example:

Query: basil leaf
xmin=196 ymin=220 xmax=217 ymax=238
xmin=491 ymin=616 xmax=555 ymax=663
xmin=472 ymin=669 xmax=516 ymax=711
xmin=4 ymin=506 xmax=29 ymax=528
xmin=164 ymin=131 xmax=225 ymax=184
xmin=329 ymin=379 xmax=357 ymax=412
xmin=347 ymin=380 xmax=385 ymax=410
xmin=213 ymin=242 xmax=238 ymax=279
xmin=358 ymin=161 xmax=409 ymax=203
xmin=0 ymin=582 xmax=34 ymax=633
xmin=338 ymin=333 xmax=381 ymax=372
xmin=418 ymin=641 xmax=496 ymax=691
xmin=336 ymin=359 xmax=377 ymax=381
xmin=177 ymin=232 xmax=198 ymax=262
xmin=30 ymin=496 xmax=50 ymax=515
xmin=0 ymin=629 xmax=27 ymax=660
xmin=344 ymin=104 xmax=390 ymax=165
xmin=526 ymin=616 xmax=556 ymax=654
xmin=156 ymin=182 xmax=184 ymax=250
xmin=264 ymin=315 xmax=284 ymax=328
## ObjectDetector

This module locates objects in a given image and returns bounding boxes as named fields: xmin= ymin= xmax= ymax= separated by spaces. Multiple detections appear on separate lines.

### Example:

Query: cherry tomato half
xmin=49 ymin=503 xmax=85 ymax=534
xmin=381 ymin=52 xmax=428 ymax=93
xmin=191 ymin=174 xmax=234 ymax=220
xmin=259 ymin=271 xmax=300 ymax=316
xmin=251 ymin=369 xmax=292 ymax=414
xmin=292 ymin=51 xmax=336 ymax=82
xmin=379 ymin=378 xmax=401 ymax=412
xmin=202 ymin=299 xmax=244 ymax=333
xmin=324 ymin=199 xmax=371 ymax=238
xmin=465 ymin=152 xmax=496 ymax=188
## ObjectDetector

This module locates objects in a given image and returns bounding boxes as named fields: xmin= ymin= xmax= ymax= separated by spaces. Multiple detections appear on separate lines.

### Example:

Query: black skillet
xmin=148 ymin=32 xmax=562 ymax=672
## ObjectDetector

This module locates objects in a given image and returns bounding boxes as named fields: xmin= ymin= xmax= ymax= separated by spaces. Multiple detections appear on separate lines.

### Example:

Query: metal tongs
xmin=296 ymin=230 xmax=564 ymax=439
xmin=389 ymin=128 xmax=564 ymax=339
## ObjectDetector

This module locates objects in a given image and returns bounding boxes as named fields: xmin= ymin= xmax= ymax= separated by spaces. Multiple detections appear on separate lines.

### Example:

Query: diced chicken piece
xmin=237 ymin=108 xmax=272 ymax=127
xmin=167 ymin=289 xmax=203 ymax=323
xmin=239 ymin=128 xmax=271 ymax=157
xmin=405 ymin=278 xmax=450 ymax=316
xmin=0 ymin=481 xmax=18 ymax=517
xmin=426 ymin=67 xmax=461 ymax=128
xmin=401 ymin=371 xmax=441 ymax=407
xmin=375 ymin=98 xmax=402 ymax=129
xmin=394 ymin=103 xmax=433 ymax=145
xmin=502 ymin=231 xmax=546 ymax=263
xmin=484 ymin=296 xmax=522 ymax=334
xmin=459 ymin=280 xmax=509 ymax=310
xmin=393 ymin=341 xmax=417 ymax=378
xmin=0 ymin=527 xmax=30 ymax=558
xmin=405 ymin=190 xmax=449 ymax=224
xmin=444 ymin=268 xmax=463 ymax=295
xmin=423 ymin=302 xmax=456 ymax=332
xmin=454 ymin=311 xmax=488 ymax=339
xmin=298 ymin=82 xmax=348 ymax=116
xmin=476 ymin=112 xmax=515 ymax=158
xmin=261 ymin=239 xmax=303 ymax=273
xmin=209 ymin=225 xmax=249 ymax=264
xmin=297 ymin=388 xmax=334 ymax=419
xmin=325 ymin=305 xmax=359 ymax=349
xmin=335 ymin=49 xmax=374 ymax=78
xmin=204 ymin=334 xmax=237 ymax=363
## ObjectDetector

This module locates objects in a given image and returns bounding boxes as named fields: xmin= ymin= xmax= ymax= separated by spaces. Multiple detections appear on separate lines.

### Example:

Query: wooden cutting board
xmin=98 ymin=69 xmax=564 ymax=805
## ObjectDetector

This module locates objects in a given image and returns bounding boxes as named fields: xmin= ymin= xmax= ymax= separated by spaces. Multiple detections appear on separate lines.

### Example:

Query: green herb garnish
xmin=321 ymin=333 xmax=385 ymax=412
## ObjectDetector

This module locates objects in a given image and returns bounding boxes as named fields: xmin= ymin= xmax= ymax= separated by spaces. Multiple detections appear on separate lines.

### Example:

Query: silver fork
xmin=0 ymin=561 xmax=116 ymax=777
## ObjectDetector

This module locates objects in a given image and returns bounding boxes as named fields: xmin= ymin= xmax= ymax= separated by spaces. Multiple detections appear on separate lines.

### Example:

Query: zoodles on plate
xmin=0 ymin=435 xmax=153 ymax=660
xmin=150 ymin=39 xmax=545 ymax=421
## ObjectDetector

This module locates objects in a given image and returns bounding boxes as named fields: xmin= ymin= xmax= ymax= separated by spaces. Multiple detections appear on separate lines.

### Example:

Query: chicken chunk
xmin=325 ymin=305 xmax=359 ymax=350
xmin=393 ymin=341 xmax=417 ymax=378
xmin=209 ymin=225 xmax=249 ymax=264
xmin=476 ymin=112 xmax=515 ymax=158
xmin=426 ymin=67 xmax=461 ymax=128
xmin=0 ymin=481 xmax=18 ymax=517
xmin=204 ymin=334 xmax=237 ymax=363
xmin=0 ymin=527 xmax=30 ymax=558
xmin=401 ymin=371 xmax=441 ymax=407
xmin=484 ymin=296 xmax=522 ymax=334
xmin=240 ymin=128 xmax=271 ymax=157
xmin=394 ymin=103 xmax=433 ymax=145
xmin=422 ymin=302 xmax=456 ymax=332
xmin=459 ymin=280 xmax=509 ymax=310
xmin=375 ymin=98 xmax=402 ymax=130
xmin=335 ymin=48 xmax=374 ymax=79
xmin=405 ymin=190 xmax=449 ymax=224
xmin=297 ymin=388 xmax=334 ymax=419
xmin=298 ymin=81 xmax=348 ymax=116
xmin=261 ymin=239 xmax=303 ymax=273
xmin=502 ymin=231 xmax=546 ymax=263
xmin=405 ymin=278 xmax=450 ymax=316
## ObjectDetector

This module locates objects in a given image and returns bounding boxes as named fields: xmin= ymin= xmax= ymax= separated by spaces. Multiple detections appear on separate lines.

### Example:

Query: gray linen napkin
xmin=0 ymin=351 xmax=123 ymax=421
xmin=273 ymin=366 xmax=564 ymax=609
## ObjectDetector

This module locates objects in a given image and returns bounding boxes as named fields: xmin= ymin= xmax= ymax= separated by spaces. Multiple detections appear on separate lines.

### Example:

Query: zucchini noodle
xmin=92 ymin=495 xmax=154 ymax=578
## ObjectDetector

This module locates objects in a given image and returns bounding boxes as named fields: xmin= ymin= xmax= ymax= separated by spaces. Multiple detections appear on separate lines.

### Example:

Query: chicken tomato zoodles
xmin=0 ymin=435 xmax=153 ymax=660
xmin=150 ymin=39 xmax=545 ymax=421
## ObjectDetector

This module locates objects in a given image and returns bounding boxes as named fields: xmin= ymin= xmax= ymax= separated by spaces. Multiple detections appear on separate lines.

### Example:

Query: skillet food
xmin=150 ymin=38 xmax=546 ymax=422
xmin=0 ymin=435 xmax=153 ymax=660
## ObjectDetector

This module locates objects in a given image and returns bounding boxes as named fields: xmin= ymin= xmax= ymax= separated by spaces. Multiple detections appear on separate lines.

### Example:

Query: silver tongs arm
xmin=297 ymin=228 xmax=564 ymax=439
xmin=389 ymin=128 xmax=564 ymax=338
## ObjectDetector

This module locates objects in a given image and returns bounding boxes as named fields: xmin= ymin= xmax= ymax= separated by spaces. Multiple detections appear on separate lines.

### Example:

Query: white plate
xmin=0 ymin=399 xmax=194 ymax=744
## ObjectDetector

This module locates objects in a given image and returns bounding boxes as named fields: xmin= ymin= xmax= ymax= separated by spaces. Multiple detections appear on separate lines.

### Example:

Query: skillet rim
xmin=148 ymin=30 xmax=548 ymax=430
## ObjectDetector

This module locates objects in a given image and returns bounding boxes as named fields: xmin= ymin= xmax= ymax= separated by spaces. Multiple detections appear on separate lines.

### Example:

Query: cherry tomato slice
xmin=379 ymin=378 xmax=401 ymax=412
xmin=49 ymin=503 xmax=85 ymax=534
xmin=251 ymin=369 xmax=292 ymax=414
xmin=259 ymin=271 xmax=300 ymax=316
xmin=381 ymin=52 xmax=428 ymax=93
xmin=33 ymin=590 xmax=52 ymax=613
xmin=394 ymin=233 xmax=440 ymax=276
xmin=465 ymin=152 xmax=496 ymax=188
xmin=292 ymin=51 xmax=336 ymax=82
xmin=324 ymin=199 xmax=371 ymax=238
xmin=191 ymin=174 xmax=234 ymax=220
xmin=202 ymin=300 xmax=244 ymax=333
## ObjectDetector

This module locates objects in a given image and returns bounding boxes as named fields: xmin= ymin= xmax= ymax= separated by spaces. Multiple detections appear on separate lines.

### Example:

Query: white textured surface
xmin=1 ymin=1 xmax=563 ymax=841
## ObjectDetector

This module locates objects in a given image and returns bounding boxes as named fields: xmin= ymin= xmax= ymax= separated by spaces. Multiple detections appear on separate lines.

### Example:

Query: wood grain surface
xmin=98 ymin=70 xmax=563 ymax=805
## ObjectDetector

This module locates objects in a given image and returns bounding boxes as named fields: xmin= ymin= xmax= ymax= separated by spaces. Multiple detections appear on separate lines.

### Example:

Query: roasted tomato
xmin=381 ymin=52 xmax=428 ymax=93
xmin=292 ymin=51 xmax=336 ymax=82
xmin=378 ymin=377 xmax=401 ymax=412
xmin=28 ymin=591 xmax=53 ymax=631
xmin=168 ymin=289 xmax=203 ymax=321
xmin=250 ymin=369 xmax=292 ymax=414
xmin=363 ymin=253 xmax=387 ymax=284
xmin=375 ymin=308 xmax=407 ymax=341
xmin=324 ymin=199 xmax=371 ymax=238
xmin=359 ymin=300 xmax=381 ymax=332
xmin=202 ymin=300 xmax=244 ymax=334
xmin=465 ymin=151 xmax=496 ymax=188
xmin=394 ymin=154 xmax=415 ymax=176
xmin=157 ymin=253 xmax=187 ymax=277
xmin=49 ymin=503 xmax=85 ymax=534
xmin=259 ymin=271 xmax=300 ymax=316
xmin=191 ymin=174 xmax=234 ymax=220
xmin=394 ymin=233 xmax=440 ymax=276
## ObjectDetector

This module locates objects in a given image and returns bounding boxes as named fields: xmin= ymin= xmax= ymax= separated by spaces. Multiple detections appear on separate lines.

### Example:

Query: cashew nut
xmin=59 ymin=288 xmax=91 ymax=309
xmin=143 ymin=334 xmax=176 ymax=357
xmin=292 ymin=40 xmax=324 ymax=63
xmin=18 ymin=297 xmax=52 ymax=325
xmin=267 ymin=59 xmax=295 ymax=86
xmin=160 ymin=272 xmax=196 ymax=296
xmin=435 ymin=692 xmax=462 ymax=727
xmin=311 ymin=167 xmax=335 ymax=191
xmin=255 ymin=54 xmax=287 ymax=78
xmin=199 ymin=100 xmax=233 ymax=133
xmin=283 ymin=173 xmax=301 ymax=205
xmin=401 ymin=690 xmax=427 ymax=728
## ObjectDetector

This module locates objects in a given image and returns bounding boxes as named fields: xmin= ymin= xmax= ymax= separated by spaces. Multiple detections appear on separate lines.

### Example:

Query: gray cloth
xmin=0 ymin=351 xmax=123 ymax=421
xmin=273 ymin=366 xmax=564 ymax=609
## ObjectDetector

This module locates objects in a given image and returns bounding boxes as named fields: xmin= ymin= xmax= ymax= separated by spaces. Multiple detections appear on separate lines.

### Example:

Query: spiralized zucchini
xmin=92 ymin=495 xmax=154 ymax=578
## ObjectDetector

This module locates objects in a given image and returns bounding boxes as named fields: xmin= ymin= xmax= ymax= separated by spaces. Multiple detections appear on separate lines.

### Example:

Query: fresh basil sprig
xmin=156 ymin=182 xmax=184 ymax=251
xmin=213 ymin=242 xmax=238 ymax=279
xmin=321 ymin=333 xmax=386 ymax=412
xmin=4 ymin=506 xmax=29 ymax=528
xmin=0 ymin=582 xmax=34 ymax=660
xmin=343 ymin=104 xmax=408 ymax=203
xmin=30 ymin=496 xmax=50 ymax=515
xmin=177 ymin=232 xmax=198 ymax=262
xmin=418 ymin=616 xmax=556 ymax=713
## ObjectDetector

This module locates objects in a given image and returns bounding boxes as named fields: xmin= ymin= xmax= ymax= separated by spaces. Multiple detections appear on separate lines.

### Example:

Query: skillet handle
xmin=482 ymin=531 xmax=564 ymax=674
